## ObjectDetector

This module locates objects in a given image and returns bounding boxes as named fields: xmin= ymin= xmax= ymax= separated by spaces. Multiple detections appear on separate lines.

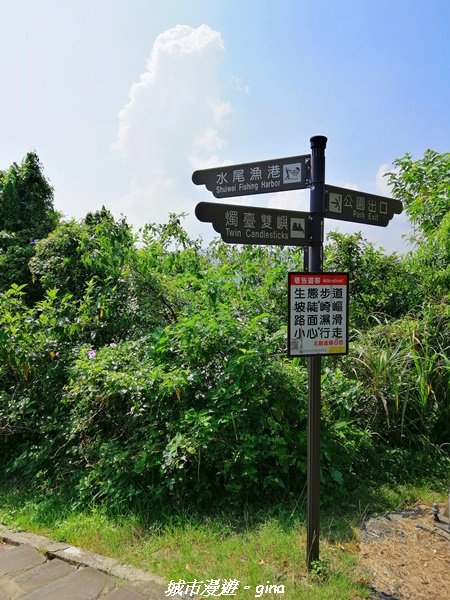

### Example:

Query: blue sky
xmin=1 ymin=0 xmax=449 ymax=253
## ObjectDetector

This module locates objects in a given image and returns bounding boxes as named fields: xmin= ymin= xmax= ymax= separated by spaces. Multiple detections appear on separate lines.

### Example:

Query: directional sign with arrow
xmin=192 ymin=137 xmax=404 ymax=574
xmin=192 ymin=154 xmax=311 ymax=199
xmin=325 ymin=184 xmax=403 ymax=226
xmin=195 ymin=201 xmax=315 ymax=246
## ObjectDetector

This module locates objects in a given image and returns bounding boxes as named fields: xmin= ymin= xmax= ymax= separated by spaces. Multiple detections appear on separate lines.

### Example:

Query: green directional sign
xmin=195 ymin=201 xmax=315 ymax=246
xmin=325 ymin=185 xmax=403 ymax=226
xmin=192 ymin=154 xmax=311 ymax=199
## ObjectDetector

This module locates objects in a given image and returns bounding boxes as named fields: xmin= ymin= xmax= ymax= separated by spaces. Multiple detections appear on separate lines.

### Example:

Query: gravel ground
xmin=359 ymin=503 xmax=450 ymax=600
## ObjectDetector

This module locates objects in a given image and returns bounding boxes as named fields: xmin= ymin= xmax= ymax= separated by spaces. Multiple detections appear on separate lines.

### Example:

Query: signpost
xmin=192 ymin=136 xmax=403 ymax=571
xmin=195 ymin=201 xmax=315 ymax=247
xmin=192 ymin=154 xmax=311 ymax=198
xmin=305 ymin=136 xmax=327 ymax=571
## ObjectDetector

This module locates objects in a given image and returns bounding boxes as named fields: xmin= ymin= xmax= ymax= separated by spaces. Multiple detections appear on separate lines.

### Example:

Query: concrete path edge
xmin=0 ymin=524 xmax=167 ymax=598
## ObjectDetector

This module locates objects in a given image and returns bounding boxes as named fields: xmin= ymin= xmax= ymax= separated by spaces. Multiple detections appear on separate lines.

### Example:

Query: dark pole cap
xmin=310 ymin=135 xmax=328 ymax=149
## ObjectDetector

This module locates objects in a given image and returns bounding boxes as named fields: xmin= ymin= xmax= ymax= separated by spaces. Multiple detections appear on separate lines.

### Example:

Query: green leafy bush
xmin=1 ymin=149 xmax=449 ymax=513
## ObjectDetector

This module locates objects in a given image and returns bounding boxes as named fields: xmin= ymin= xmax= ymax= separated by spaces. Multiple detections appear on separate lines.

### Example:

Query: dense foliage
xmin=0 ymin=149 xmax=449 ymax=511
xmin=0 ymin=152 xmax=58 ymax=302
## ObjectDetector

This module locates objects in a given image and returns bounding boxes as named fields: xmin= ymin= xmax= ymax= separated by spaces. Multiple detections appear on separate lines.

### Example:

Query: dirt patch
xmin=359 ymin=503 xmax=450 ymax=600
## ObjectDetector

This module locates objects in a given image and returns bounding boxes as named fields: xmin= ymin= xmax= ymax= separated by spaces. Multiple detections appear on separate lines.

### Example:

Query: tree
xmin=387 ymin=149 xmax=450 ymax=239
xmin=0 ymin=152 xmax=58 ymax=299
xmin=30 ymin=207 xmax=134 ymax=297
xmin=0 ymin=151 xmax=57 ymax=236
xmin=387 ymin=150 xmax=450 ymax=299
xmin=29 ymin=208 xmax=140 ymax=344
xmin=324 ymin=231 xmax=419 ymax=327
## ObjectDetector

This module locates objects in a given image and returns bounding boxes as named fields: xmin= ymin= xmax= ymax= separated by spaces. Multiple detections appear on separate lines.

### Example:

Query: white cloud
xmin=211 ymin=100 xmax=232 ymax=122
xmin=268 ymin=189 xmax=309 ymax=211
xmin=375 ymin=162 xmax=394 ymax=196
xmin=112 ymin=24 xmax=231 ymax=230
xmin=232 ymin=75 xmax=250 ymax=94
xmin=193 ymin=127 xmax=226 ymax=151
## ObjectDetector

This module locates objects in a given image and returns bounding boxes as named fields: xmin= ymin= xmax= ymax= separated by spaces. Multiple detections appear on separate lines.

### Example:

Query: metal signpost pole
xmin=192 ymin=136 xmax=403 ymax=571
xmin=306 ymin=135 xmax=327 ymax=570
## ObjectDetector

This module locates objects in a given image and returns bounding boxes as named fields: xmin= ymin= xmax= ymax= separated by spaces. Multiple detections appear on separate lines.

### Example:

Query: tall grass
xmin=349 ymin=304 xmax=450 ymax=445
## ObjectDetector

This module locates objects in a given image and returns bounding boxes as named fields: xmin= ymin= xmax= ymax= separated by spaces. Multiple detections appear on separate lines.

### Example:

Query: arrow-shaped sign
xmin=325 ymin=185 xmax=403 ymax=227
xmin=195 ymin=201 xmax=316 ymax=246
xmin=192 ymin=154 xmax=311 ymax=199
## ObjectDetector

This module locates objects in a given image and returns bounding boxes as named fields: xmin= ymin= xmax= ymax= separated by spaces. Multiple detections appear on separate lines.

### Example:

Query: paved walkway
xmin=0 ymin=526 xmax=168 ymax=599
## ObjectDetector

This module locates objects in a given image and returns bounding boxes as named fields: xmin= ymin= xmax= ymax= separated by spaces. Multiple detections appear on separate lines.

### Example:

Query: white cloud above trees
xmin=112 ymin=24 xmax=231 ymax=230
